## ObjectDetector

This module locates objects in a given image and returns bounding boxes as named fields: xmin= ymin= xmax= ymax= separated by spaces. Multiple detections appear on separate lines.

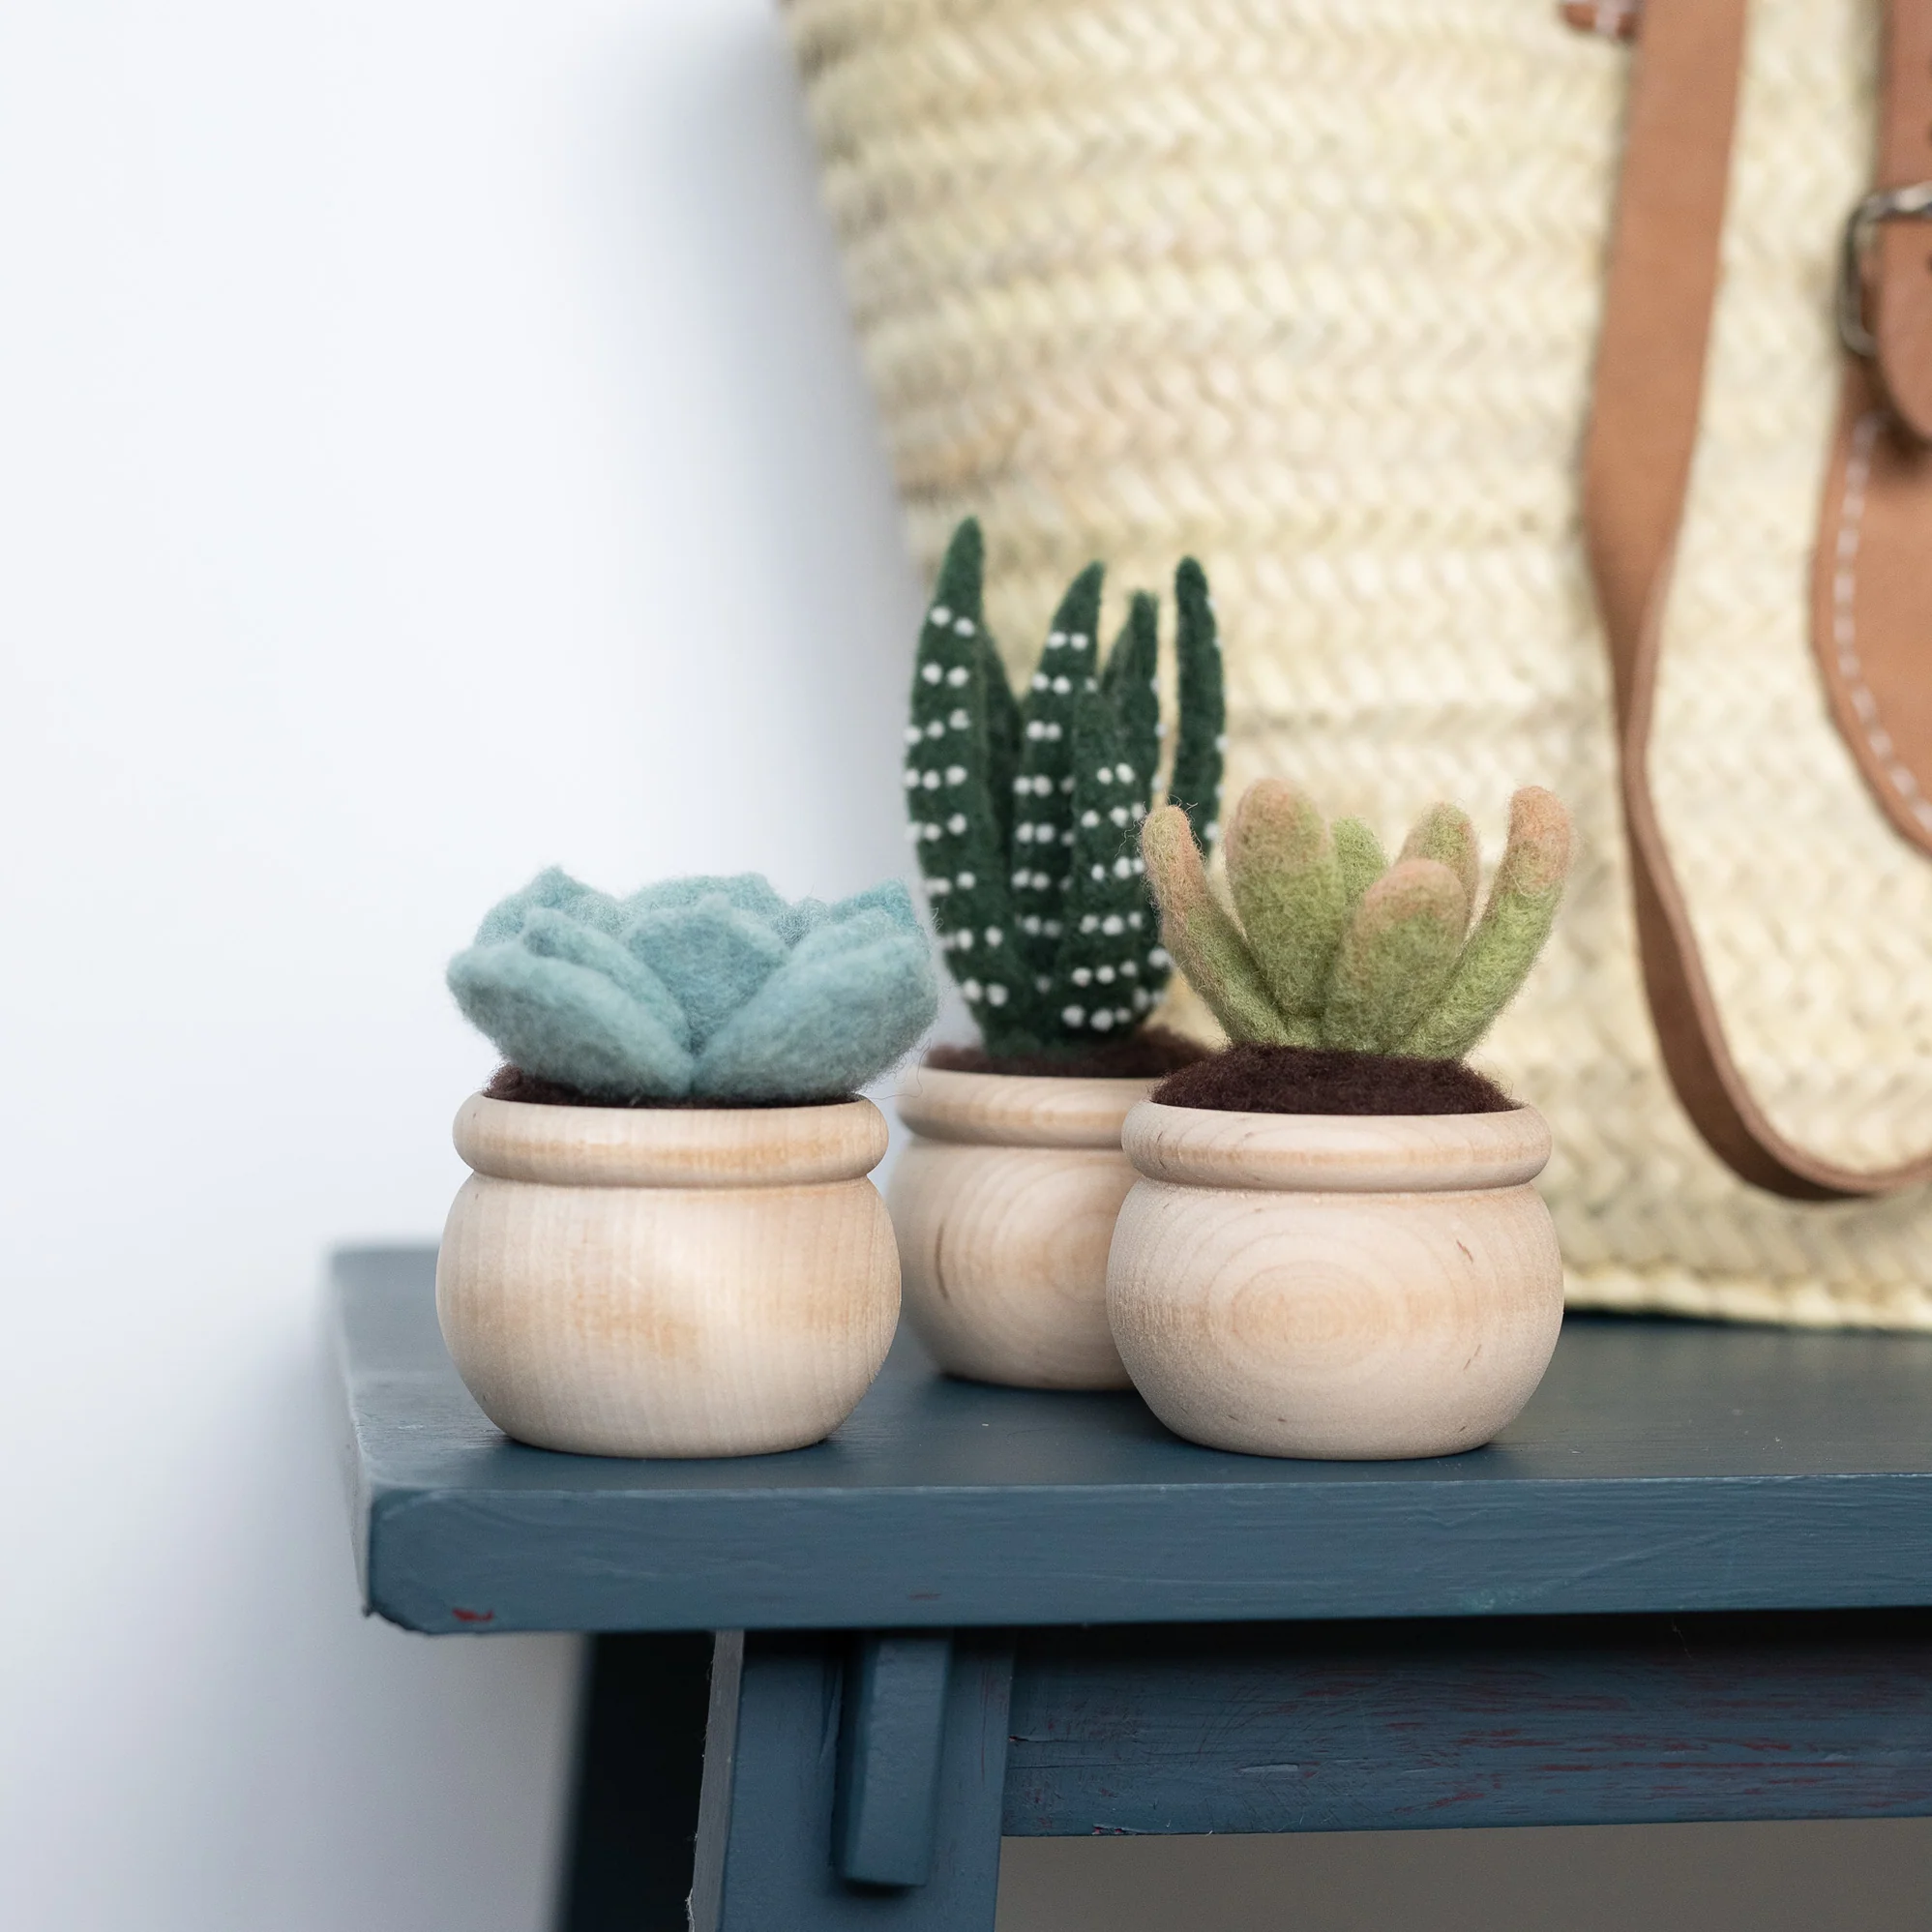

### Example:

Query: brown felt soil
xmin=482 ymin=1065 xmax=852 ymax=1111
xmin=927 ymin=1027 xmax=1208 ymax=1082
xmin=1150 ymin=1044 xmax=1516 ymax=1116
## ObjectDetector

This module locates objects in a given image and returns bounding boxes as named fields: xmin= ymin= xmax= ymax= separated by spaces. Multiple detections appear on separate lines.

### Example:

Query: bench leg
xmin=690 ymin=1630 xmax=1014 ymax=1932
xmin=555 ymin=1633 xmax=713 ymax=1932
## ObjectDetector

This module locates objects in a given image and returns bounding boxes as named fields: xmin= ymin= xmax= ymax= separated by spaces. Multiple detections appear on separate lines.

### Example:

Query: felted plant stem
xmin=1140 ymin=806 xmax=1299 ymax=1045
xmin=1169 ymin=558 xmax=1227 ymax=852
xmin=1404 ymin=787 xmax=1573 ymax=1060
xmin=1047 ymin=691 xmax=1156 ymax=1035
xmin=1103 ymin=590 xmax=1162 ymax=799
xmin=1011 ymin=563 xmax=1105 ymax=978
xmin=907 ymin=520 xmax=1046 ymax=1050
xmin=1224 ymin=779 xmax=1345 ymax=1028
xmin=1321 ymin=858 xmax=1469 ymax=1055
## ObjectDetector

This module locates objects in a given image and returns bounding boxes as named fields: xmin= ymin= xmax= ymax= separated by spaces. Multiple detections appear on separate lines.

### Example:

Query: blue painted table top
xmin=335 ymin=1247 xmax=1932 ymax=1636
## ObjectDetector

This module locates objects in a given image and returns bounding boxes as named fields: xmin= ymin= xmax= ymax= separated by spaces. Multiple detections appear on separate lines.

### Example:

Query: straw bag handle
xmin=1584 ymin=0 xmax=1932 ymax=1200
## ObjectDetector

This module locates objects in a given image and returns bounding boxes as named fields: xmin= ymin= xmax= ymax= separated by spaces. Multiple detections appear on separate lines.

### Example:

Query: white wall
xmin=0 ymin=4 xmax=921 ymax=1927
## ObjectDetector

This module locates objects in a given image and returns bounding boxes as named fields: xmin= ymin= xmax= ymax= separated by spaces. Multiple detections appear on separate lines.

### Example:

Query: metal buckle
xmin=1837 ymin=182 xmax=1932 ymax=359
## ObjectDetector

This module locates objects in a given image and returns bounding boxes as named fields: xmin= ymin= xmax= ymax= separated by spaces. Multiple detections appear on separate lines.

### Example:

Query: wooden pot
xmin=887 ymin=1068 xmax=1155 ymax=1389
xmin=436 ymin=1094 xmax=899 ymax=1458
xmin=1107 ymin=1103 xmax=1563 ymax=1459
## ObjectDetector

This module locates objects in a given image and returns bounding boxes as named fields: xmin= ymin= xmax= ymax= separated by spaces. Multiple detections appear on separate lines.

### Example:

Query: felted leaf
xmin=908 ymin=520 xmax=1045 ymax=1051
xmin=1168 ymin=558 xmax=1226 ymax=856
xmin=1331 ymin=817 xmax=1387 ymax=913
xmin=694 ymin=909 xmax=937 ymax=1100
xmin=1140 ymin=805 xmax=1298 ymax=1046
xmin=626 ymin=895 xmax=790 ymax=1052
xmin=447 ymin=922 xmax=695 ymax=1100
xmin=1012 ymin=561 xmax=1105 ymax=973
xmin=1404 ymin=788 xmax=1573 ymax=1059
xmin=474 ymin=866 xmax=625 ymax=943
xmin=1397 ymin=803 xmax=1479 ymax=931
xmin=1321 ymin=858 xmax=1468 ymax=1055
xmin=1044 ymin=688 xmax=1156 ymax=1038
xmin=1224 ymin=779 xmax=1345 ymax=1025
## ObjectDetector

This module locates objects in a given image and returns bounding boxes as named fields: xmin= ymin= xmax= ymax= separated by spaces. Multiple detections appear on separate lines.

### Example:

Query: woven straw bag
xmin=789 ymin=0 xmax=1932 ymax=1328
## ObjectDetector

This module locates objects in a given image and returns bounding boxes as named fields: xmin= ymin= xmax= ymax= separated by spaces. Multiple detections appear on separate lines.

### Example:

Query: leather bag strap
xmin=1871 ymin=0 xmax=1932 ymax=436
xmin=1585 ymin=0 xmax=1932 ymax=1200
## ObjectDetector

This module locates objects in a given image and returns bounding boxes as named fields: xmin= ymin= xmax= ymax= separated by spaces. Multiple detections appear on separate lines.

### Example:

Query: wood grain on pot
xmin=438 ymin=1095 xmax=898 ymax=1459
xmin=889 ymin=1068 xmax=1155 ymax=1389
xmin=1108 ymin=1103 xmax=1563 ymax=1460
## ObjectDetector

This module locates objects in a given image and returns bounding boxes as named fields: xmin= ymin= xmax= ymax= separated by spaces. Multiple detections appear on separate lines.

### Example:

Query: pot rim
xmin=453 ymin=1091 xmax=888 ymax=1188
xmin=893 ymin=1064 xmax=1157 ymax=1148
xmin=1121 ymin=1100 xmax=1552 ymax=1194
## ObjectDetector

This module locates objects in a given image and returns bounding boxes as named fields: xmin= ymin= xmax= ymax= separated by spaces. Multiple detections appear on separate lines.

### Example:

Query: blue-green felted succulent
xmin=449 ymin=868 xmax=938 ymax=1103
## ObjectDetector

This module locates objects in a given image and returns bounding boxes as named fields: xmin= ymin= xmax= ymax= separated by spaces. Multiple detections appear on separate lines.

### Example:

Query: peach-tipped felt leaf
xmin=1140 ymin=806 xmax=1299 ymax=1046
xmin=1320 ymin=858 xmax=1469 ymax=1055
xmin=1398 ymin=803 xmax=1479 ymax=931
xmin=1404 ymin=787 xmax=1574 ymax=1060
xmin=1223 ymin=779 xmax=1344 ymax=1025
xmin=1331 ymin=817 xmax=1387 ymax=915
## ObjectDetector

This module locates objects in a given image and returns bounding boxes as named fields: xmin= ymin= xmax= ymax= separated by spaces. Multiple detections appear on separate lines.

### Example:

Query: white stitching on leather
xmin=1831 ymin=409 xmax=1932 ymax=830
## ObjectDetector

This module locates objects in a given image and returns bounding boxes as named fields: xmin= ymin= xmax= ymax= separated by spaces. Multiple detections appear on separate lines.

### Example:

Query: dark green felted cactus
xmin=906 ymin=519 xmax=1226 ymax=1055
xmin=1141 ymin=781 xmax=1572 ymax=1061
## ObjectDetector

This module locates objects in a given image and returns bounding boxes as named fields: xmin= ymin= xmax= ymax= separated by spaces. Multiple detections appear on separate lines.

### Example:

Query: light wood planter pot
xmin=1107 ymin=1103 xmax=1564 ymax=1460
xmin=888 ymin=1068 xmax=1156 ymax=1388
xmin=437 ymin=1094 xmax=900 ymax=1458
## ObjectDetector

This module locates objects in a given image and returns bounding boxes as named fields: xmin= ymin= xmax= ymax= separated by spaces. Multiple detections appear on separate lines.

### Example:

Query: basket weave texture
xmin=790 ymin=0 xmax=1932 ymax=1327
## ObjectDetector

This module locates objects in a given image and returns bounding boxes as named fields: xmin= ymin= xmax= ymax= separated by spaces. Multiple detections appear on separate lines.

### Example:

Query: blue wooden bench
xmin=333 ymin=1247 xmax=1932 ymax=1930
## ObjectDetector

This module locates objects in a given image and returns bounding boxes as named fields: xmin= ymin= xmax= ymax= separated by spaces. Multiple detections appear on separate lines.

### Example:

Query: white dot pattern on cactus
xmin=946 ymin=814 xmax=967 ymax=834
xmin=953 ymin=618 xmax=975 ymax=636
xmin=931 ymin=607 xmax=951 ymax=625
xmin=945 ymin=765 xmax=966 ymax=785
xmin=1053 ymin=676 xmax=1071 ymax=695
xmin=1061 ymin=1005 xmax=1085 ymax=1025
xmin=926 ymin=722 xmax=943 ymax=738
xmin=946 ymin=667 xmax=968 ymax=687
xmin=1103 ymin=914 xmax=1124 ymax=935
xmin=962 ymin=979 xmax=982 ymax=1000
xmin=948 ymin=709 xmax=969 ymax=728
xmin=921 ymin=664 xmax=941 ymax=683
xmin=1149 ymin=946 xmax=1171 ymax=967
xmin=1097 ymin=966 xmax=1115 ymax=984
xmin=986 ymin=984 xmax=1007 ymax=1006
xmin=1072 ymin=967 xmax=1091 ymax=986
xmin=957 ymin=871 xmax=975 ymax=888
xmin=985 ymin=926 xmax=1002 ymax=945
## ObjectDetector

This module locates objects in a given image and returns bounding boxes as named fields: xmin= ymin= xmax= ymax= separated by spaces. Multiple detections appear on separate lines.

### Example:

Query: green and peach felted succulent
xmin=1140 ymin=782 xmax=1573 ymax=1111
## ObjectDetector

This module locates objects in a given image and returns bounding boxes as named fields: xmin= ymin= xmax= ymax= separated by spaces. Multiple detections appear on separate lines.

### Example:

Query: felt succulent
xmin=1140 ymin=783 xmax=1573 ymax=1060
xmin=448 ymin=870 xmax=937 ymax=1102
xmin=906 ymin=519 xmax=1225 ymax=1055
